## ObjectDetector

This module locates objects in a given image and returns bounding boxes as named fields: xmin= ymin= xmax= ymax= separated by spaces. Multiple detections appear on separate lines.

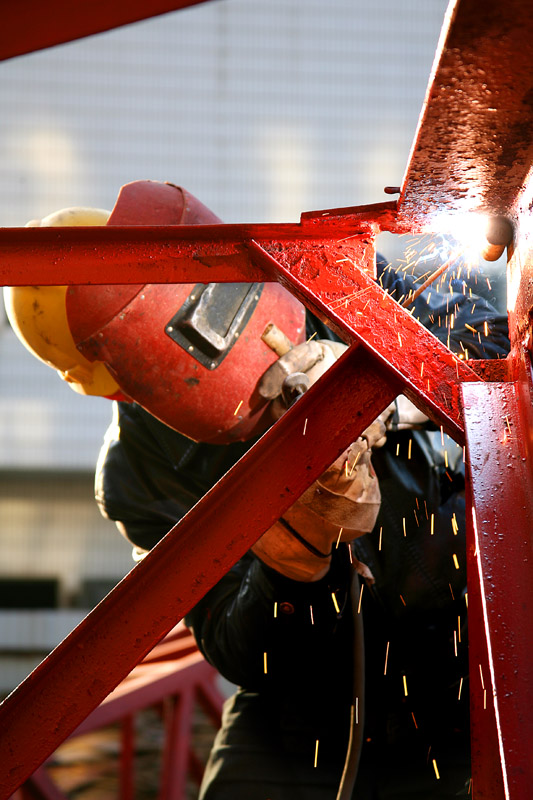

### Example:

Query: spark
xmin=420 ymin=362 xmax=424 ymax=378
xmin=465 ymin=592 xmax=468 ymax=608
xmin=303 ymin=418 xmax=308 ymax=436
xmin=486 ymin=277 xmax=492 ymax=290
xmin=398 ymin=332 xmax=403 ymax=347
xmin=357 ymin=583 xmax=364 ymax=614
xmin=331 ymin=592 xmax=340 ymax=614
xmin=454 ymin=630 xmax=458 ymax=657
xmin=457 ymin=616 xmax=461 ymax=642
xmin=307 ymin=331 xmax=318 ymax=342
xmin=484 ymin=320 xmax=489 ymax=337
xmin=411 ymin=711 xmax=418 ymax=729
xmin=233 ymin=400 xmax=244 ymax=416
xmin=355 ymin=697 xmax=359 ymax=725
xmin=444 ymin=449 xmax=449 ymax=468
xmin=378 ymin=526 xmax=383 ymax=551
xmin=452 ymin=554 xmax=460 ymax=570
xmin=310 ymin=605 xmax=314 ymax=625
xmin=335 ymin=528 xmax=343 ymax=548
xmin=402 ymin=517 xmax=407 ymax=537
xmin=402 ymin=674 xmax=408 ymax=696
xmin=432 ymin=759 xmax=440 ymax=780
xmin=314 ymin=739 xmax=319 ymax=768
xmin=400 ymin=594 xmax=407 ymax=607
xmin=407 ymin=439 xmax=412 ymax=460
xmin=451 ymin=513 xmax=458 ymax=535
xmin=449 ymin=583 xmax=455 ymax=600
xmin=430 ymin=514 xmax=435 ymax=535
xmin=458 ymin=677 xmax=464 ymax=700
xmin=274 ymin=602 xmax=278 ymax=618
xmin=396 ymin=443 xmax=400 ymax=456
xmin=464 ymin=323 xmax=477 ymax=335
xmin=263 ymin=652 xmax=268 ymax=674
xmin=384 ymin=641 xmax=390 ymax=675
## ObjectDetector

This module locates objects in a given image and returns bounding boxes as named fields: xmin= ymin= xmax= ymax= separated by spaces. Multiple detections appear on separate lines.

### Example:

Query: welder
xmin=4 ymin=183 xmax=510 ymax=799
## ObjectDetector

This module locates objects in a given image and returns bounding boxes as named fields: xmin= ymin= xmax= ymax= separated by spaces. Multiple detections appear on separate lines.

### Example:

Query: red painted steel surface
xmin=0 ymin=202 xmax=399 ymax=287
xmin=0 ymin=1 xmax=217 ymax=62
xmin=397 ymin=0 xmax=533 ymax=230
xmin=0 ymin=344 xmax=401 ymax=797
xmin=462 ymin=381 xmax=533 ymax=798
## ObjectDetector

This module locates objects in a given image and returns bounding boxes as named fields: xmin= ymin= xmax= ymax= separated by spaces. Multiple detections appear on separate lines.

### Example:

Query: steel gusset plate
xmin=397 ymin=0 xmax=533 ymax=229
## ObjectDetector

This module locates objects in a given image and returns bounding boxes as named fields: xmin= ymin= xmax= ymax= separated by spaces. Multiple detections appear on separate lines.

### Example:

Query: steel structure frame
xmin=1 ymin=0 xmax=532 ymax=798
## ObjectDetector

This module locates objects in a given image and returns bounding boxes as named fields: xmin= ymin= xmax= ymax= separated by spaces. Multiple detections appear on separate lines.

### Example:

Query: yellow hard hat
xmin=3 ymin=206 xmax=121 ymax=397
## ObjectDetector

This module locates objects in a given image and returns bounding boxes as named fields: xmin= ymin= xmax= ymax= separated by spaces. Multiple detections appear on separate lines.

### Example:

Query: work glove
xmin=252 ymin=340 xmax=393 ymax=581
xmin=258 ymin=339 xmax=347 ymax=420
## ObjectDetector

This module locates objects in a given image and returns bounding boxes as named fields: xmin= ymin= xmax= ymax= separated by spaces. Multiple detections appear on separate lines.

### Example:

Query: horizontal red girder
xmin=463 ymin=380 xmax=533 ymax=798
xmin=0 ymin=0 xmax=217 ymax=62
xmin=0 ymin=344 xmax=401 ymax=797
xmin=0 ymin=218 xmax=484 ymax=439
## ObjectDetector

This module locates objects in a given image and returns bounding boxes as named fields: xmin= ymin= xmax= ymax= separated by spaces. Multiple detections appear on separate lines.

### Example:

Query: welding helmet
xmin=64 ymin=181 xmax=306 ymax=443
xmin=3 ymin=207 xmax=122 ymax=397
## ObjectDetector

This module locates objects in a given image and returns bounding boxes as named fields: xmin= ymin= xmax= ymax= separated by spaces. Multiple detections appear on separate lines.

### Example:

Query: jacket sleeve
xmin=94 ymin=401 xmax=253 ymax=552
xmin=185 ymin=549 xmax=354 ymax=691
xmin=378 ymin=262 xmax=509 ymax=359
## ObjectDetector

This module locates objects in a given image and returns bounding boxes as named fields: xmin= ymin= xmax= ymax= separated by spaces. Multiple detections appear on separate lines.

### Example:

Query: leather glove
xmin=258 ymin=339 xmax=348 ymax=420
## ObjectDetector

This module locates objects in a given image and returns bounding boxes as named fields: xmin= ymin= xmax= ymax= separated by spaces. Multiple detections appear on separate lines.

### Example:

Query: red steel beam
xmin=0 ymin=344 xmax=401 ymax=797
xmin=0 ymin=215 xmax=480 ymax=439
xmin=397 ymin=0 xmax=533 ymax=229
xmin=462 ymin=381 xmax=533 ymax=798
xmin=0 ymin=0 xmax=218 ymax=62
xmin=0 ymin=202 xmax=399 ymax=286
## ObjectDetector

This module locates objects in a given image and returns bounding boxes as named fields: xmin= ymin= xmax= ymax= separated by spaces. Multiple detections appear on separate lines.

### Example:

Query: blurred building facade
xmin=0 ymin=0 xmax=449 ymax=690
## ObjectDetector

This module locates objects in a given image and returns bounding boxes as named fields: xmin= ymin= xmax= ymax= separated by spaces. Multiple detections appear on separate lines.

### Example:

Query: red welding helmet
xmin=66 ymin=181 xmax=306 ymax=443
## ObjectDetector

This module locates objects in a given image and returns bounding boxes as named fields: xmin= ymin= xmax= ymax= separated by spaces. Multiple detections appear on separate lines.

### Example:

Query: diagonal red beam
xmin=0 ymin=0 xmax=218 ymax=62
xmin=462 ymin=380 xmax=533 ymax=799
xmin=0 ymin=344 xmax=401 ymax=798
xmin=398 ymin=0 xmax=533 ymax=227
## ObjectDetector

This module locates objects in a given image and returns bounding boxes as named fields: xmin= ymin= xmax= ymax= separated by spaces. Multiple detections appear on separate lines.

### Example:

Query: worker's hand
xmin=258 ymin=339 xmax=347 ymax=420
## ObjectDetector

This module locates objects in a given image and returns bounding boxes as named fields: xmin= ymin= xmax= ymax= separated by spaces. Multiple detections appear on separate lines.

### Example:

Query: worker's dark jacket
xmin=95 ymin=261 xmax=509 ymax=799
